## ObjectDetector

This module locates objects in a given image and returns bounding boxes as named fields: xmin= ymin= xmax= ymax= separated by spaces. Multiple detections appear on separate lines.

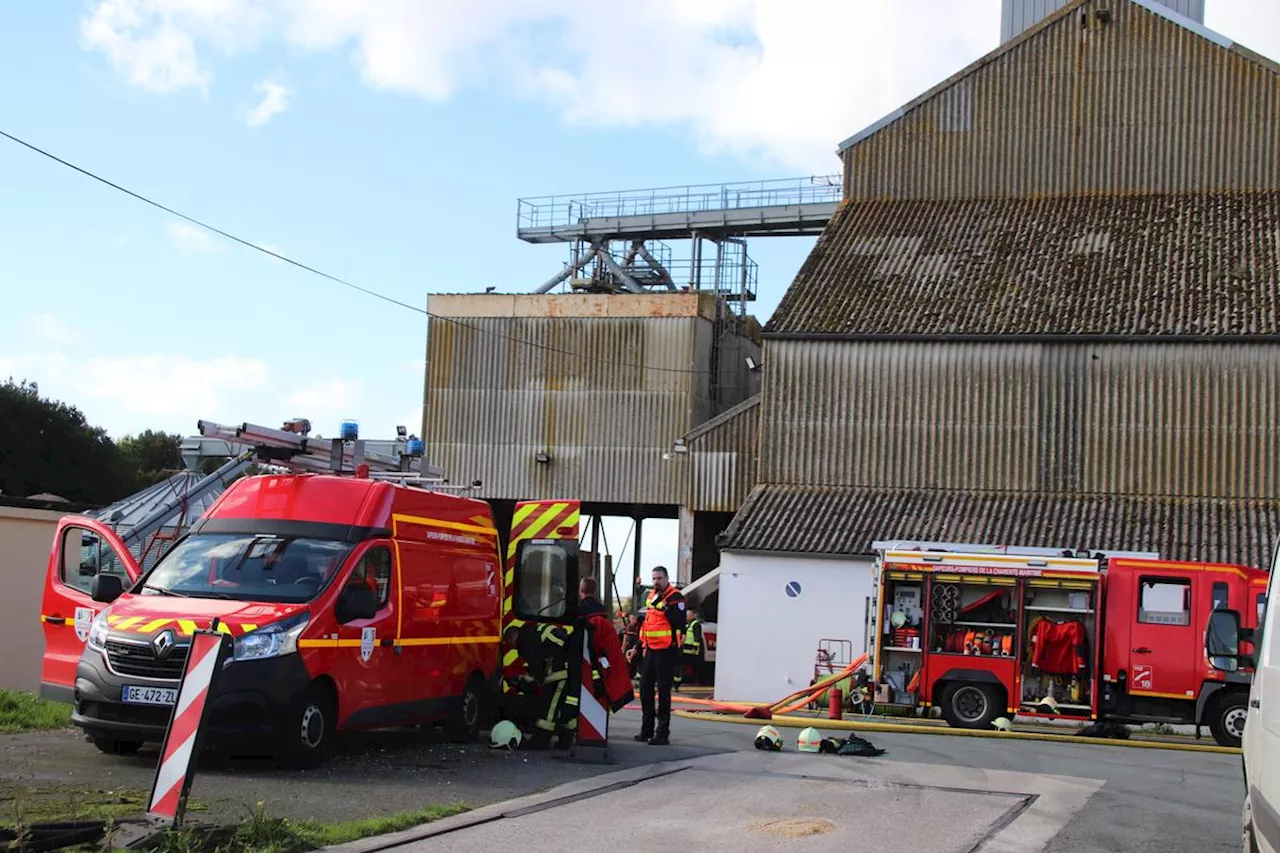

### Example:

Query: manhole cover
xmin=750 ymin=818 xmax=837 ymax=837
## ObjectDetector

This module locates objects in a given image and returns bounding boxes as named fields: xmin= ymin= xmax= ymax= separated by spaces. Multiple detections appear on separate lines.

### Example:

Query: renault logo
xmin=152 ymin=629 xmax=176 ymax=659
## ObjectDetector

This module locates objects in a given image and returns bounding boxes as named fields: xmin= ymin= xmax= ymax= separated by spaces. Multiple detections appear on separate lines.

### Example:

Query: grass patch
xmin=0 ymin=782 xmax=172 ymax=828
xmin=147 ymin=802 xmax=469 ymax=853
xmin=0 ymin=689 xmax=72 ymax=734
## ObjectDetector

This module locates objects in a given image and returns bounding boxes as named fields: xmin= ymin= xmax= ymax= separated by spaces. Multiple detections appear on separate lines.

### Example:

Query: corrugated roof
xmin=718 ymin=484 xmax=1280 ymax=568
xmin=765 ymin=192 xmax=1280 ymax=338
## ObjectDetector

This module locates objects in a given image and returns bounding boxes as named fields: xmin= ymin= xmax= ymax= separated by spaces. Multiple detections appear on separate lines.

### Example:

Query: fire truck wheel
xmin=445 ymin=674 xmax=487 ymax=743
xmin=939 ymin=682 xmax=1002 ymax=729
xmin=281 ymin=682 xmax=335 ymax=769
xmin=1208 ymin=692 xmax=1249 ymax=748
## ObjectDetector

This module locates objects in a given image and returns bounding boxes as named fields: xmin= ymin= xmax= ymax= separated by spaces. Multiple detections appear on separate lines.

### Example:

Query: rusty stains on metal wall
xmin=841 ymin=0 xmax=1280 ymax=200
xmin=760 ymin=339 xmax=1280 ymax=500
xmin=423 ymin=295 xmax=759 ymax=506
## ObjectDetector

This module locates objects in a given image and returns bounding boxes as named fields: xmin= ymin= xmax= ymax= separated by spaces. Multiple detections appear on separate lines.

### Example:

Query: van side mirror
xmin=512 ymin=539 xmax=579 ymax=625
xmin=336 ymin=586 xmax=379 ymax=623
xmin=91 ymin=574 xmax=125 ymax=604
xmin=1206 ymin=608 xmax=1243 ymax=672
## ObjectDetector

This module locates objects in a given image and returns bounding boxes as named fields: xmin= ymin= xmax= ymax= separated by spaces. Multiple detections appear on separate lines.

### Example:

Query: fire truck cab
xmin=872 ymin=549 xmax=1266 ymax=747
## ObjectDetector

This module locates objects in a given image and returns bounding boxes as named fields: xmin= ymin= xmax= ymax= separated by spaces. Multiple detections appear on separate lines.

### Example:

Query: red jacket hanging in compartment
xmin=1029 ymin=618 xmax=1089 ymax=675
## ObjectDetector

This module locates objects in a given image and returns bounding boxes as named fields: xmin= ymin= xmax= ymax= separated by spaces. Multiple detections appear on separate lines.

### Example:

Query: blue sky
xmin=1 ymin=0 xmax=1276 ymax=577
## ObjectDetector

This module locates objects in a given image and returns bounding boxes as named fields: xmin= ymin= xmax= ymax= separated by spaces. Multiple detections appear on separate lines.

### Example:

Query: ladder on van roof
xmin=93 ymin=418 xmax=448 ymax=569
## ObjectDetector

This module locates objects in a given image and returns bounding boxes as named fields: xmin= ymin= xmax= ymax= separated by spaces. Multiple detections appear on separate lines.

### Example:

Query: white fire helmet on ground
xmin=797 ymin=727 xmax=823 ymax=753
xmin=754 ymin=725 xmax=783 ymax=751
xmin=992 ymin=717 xmax=1013 ymax=732
xmin=491 ymin=720 xmax=522 ymax=750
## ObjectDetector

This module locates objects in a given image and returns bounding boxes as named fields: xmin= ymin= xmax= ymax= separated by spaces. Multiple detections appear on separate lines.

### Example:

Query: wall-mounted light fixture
xmin=535 ymin=452 xmax=551 ymax=464
xmin=745 ymin=356 xmax=761 ymax=373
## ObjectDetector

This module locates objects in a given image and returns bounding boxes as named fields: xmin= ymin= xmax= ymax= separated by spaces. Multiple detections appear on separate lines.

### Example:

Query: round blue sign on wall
xmin=785 ymin=581 xmax=803 ymax=598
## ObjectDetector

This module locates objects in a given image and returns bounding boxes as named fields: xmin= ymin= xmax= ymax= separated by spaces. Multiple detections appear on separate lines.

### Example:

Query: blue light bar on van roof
xmin=340 ymin=420 xmax=359 ymax=441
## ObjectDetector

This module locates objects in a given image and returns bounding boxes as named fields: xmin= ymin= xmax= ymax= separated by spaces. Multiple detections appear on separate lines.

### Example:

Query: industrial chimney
xmin=1001 ymin=0 xmax=1204 ymax=42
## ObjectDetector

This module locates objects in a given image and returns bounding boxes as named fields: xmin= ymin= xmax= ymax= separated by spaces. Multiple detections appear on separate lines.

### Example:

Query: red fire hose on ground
xmin=647 ymin=653 xmax=869 ymax=719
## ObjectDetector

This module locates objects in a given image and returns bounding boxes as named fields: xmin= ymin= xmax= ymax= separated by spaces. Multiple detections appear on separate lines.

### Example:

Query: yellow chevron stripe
xmin=177 ymin=620 xmax=198 ymax=636
xmin=513 ymin=502 xmax=541 ymax=527
xmin=503 ymin=648 xmax=519 ymax=666
xmin=114 ymin=616 xmax=142 ymax=631
xmin=522 ymin=503 xmax=570 ymax=541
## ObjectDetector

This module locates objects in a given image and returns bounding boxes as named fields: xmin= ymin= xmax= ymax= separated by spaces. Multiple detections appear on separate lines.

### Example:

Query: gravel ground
xmin=0 ymin=716 xmax=727 ymax=826
xmin=0 ymin=709 xmax=1247 ymax=851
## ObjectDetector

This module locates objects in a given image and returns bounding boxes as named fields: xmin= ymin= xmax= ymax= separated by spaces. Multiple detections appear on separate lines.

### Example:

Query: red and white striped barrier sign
xmin=147 ymin=627 xmax=232 ymax=825
xmin=574 ymin=634 xmax=609 ymax=753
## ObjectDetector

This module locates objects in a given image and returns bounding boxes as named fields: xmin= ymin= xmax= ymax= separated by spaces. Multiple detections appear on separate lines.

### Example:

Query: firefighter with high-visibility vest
xmin=628 ymin=566 xmax=686 ymax=746
xmin=673 ymin=607 xmax=705 ymax=691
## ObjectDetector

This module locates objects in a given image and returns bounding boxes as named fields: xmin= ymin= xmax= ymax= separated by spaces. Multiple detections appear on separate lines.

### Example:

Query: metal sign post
xmin=570 ymin=627 xmax=611 ymax=763
xmin=146 ymin=622 xmax=233 ymax=826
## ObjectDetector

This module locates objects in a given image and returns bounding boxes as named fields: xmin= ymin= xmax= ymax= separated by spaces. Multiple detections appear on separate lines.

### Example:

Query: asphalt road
xmin=0 ymin=709 xmax=1247 ymax=851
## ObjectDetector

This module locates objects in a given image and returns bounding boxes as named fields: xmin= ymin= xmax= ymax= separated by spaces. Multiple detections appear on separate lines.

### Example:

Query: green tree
xmin=0 ymin=378 xmax=133 ymax=504
xmin=118 ymin=429 xmax=183 ymax=490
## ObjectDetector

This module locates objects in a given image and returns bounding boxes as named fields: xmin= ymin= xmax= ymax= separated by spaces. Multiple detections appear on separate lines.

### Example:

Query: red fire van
xmin=40 ymin=472 xmax=536 ymax=767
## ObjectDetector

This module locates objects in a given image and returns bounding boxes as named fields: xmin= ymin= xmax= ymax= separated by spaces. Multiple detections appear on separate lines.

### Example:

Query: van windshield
xmin=141 ymin=534 xmax=353 ymax=603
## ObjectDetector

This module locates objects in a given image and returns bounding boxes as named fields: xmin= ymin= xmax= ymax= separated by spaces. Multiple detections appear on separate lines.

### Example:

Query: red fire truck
xmin=871 ymin=549 xmax=1269 ymax=747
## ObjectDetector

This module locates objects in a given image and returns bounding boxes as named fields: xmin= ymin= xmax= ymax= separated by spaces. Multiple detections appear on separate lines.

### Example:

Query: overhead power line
xmin=0 ymin=128 xmax=712 ymax=376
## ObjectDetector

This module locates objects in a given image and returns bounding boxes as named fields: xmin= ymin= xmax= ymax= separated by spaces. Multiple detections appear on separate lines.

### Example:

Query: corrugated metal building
xmin=422 ymin=291 xmax=761 ymax=581
xmin=713 ymin=0 xmax=1280 ymax=699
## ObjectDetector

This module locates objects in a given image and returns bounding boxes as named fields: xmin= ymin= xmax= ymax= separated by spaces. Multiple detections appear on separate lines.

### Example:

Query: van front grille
xmin=105 ymin=639 xmax=188 ymax=680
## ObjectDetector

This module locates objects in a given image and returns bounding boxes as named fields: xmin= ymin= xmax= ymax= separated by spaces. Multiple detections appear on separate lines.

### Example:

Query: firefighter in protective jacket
xmin=630 ymin=566 xmax=686 ymax=745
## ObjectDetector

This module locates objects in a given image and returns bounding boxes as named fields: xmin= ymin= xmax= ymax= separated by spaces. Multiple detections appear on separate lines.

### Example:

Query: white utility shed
xmin=713 ymin=550 xmax=873 ymax=704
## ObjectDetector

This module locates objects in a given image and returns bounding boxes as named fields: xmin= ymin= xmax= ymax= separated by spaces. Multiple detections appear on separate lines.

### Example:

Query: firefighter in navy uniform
xmin=629 ymin=566 xmax=686 ymax=745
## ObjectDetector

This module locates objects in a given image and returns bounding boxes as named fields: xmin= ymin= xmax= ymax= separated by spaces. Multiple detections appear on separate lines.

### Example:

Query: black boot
xmin=634 ymin=730 xmax=653 ymax=742
xmin=648 ymin=724 xmax=670 ymax=746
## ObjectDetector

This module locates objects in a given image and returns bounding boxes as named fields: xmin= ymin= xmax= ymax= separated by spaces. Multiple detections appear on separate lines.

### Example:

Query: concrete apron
xmin=320 ymin=751 xmax=1103 ymax=853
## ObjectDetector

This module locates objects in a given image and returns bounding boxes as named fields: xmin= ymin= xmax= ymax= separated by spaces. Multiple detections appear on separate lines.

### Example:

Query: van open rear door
xmin=39 ymin=517 xmax=141 ymax=702
xmin=500 ymin=501 xmax=580 ymax=700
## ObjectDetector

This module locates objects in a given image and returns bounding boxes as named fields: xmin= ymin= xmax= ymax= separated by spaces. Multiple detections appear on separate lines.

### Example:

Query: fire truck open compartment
xmin=872 ymin=549 xmax=1265 ymax=746
xmin=876 ymin=557 xmax=1101 ymax=729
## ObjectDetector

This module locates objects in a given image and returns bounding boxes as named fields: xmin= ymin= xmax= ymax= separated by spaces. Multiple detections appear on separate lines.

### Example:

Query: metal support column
xmin=632 ymin=517 xmax=644 ymax=607
xmin=590 ymin=515 xmax=601 ymax=586
xmin=677 ymin=506 xmax=695 ymax=585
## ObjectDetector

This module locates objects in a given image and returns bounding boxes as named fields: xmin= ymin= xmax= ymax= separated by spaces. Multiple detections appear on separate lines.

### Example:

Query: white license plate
xmin=122 ymin=685 xmax=178 ymax=706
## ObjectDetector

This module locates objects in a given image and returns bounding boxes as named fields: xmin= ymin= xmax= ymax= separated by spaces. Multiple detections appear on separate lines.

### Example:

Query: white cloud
xmin=283 ymin=376 xmax=364 ymax=422
xmin=165 ymin=221 xmax=214 ymax=252
xmin=0 ymin=350 xmax=270 ymax=423
xmin=76 ymin=0 xmax=1000 ymax=171
xmin=80 ymin=354 xmax=271 ymax=418
xmin=31 ymin=313 xmax=76 ymax=345
xmin=73 ymin=0 xmax=1280 ymax=173
xmin=79 ymin=0 xmax=272 ymax=94
xmin=246 ymin=77 xmax=290 ymax=125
